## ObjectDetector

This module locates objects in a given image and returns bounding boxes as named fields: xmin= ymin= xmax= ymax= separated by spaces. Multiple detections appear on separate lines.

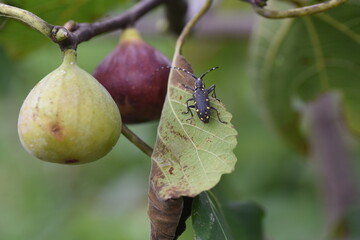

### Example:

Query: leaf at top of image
xmin=249 ymin=0 xmax=360 ymax=152
xmin=0 ymin=0 xmax=126 ymax=58
xmin=149 ymin=54 xmax=238 ymax=200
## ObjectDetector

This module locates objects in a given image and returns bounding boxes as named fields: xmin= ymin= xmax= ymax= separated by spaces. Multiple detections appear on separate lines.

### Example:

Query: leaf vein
xmin=167 ymin=93 xmax=211 ymax=183
xmin=182 ymin=123 xmax=234 ymax=144
xmin=197 ymin=148 xmax=232 ymax=169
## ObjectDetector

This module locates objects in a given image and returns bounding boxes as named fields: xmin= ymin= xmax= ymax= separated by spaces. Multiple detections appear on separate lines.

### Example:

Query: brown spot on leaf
xmin=148 ymin=162 xmax=193 ymax=240
xmin=148 ymin=55 xmax=196 ymax=239
xmin=170 ymin=128 xmax=188 ymax=142
xmin=165 ymin=186 xmax=191 ymax=199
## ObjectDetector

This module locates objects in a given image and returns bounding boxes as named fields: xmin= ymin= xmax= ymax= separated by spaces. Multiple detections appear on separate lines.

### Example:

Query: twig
xmin=252 ymin=0 xmax=347 ymax=19
xmin=0 ymin=0 xmax=168 ymax=50
xmin=67 ymin=0 xmax=167 ymax=48
xmin=121 ymin=124 xmax=153 ymax=157
xmin=0 ymin=3 xmax=53 ymax=38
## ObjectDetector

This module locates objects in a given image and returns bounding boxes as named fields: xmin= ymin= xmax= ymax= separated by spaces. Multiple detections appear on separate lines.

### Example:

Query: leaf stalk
xmin=253 ymin=0 xmax=348 ymax=19
xmin=174 ymin=0 xmax=213 ymax=55
xmin=0 ymin=3 xmax=53 ymax=37
xmin=121 ymin=124 xmax=153 ymax=157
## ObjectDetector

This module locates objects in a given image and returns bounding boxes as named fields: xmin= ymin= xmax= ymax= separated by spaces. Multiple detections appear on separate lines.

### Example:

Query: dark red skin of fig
xmin=93 ymin=39 xmax=170 ymax=123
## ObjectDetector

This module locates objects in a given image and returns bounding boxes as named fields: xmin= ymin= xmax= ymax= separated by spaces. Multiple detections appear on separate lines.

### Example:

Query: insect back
xmin=163 ymin=66 xmax=227 ymax=124
xmin=192 ymin=85 xmax=211 ymax=123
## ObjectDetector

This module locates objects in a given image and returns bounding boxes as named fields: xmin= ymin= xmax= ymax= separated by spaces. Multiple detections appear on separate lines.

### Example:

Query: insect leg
xmin=210 ymin=106 xmax=227 ymax=124
xmin=182 ymin=98 xmax=195 ymax=121
xmin=184 ymin=105 xmax=195 ymax=121
xmin=207 ymin=84 xmax=220 ymax=102
xmin=182 ymin=98 xmax=195 ymax=114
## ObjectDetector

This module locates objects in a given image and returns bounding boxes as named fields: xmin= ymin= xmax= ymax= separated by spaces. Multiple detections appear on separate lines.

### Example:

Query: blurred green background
xmin=0 ymin=1 xmax=330 ymax=240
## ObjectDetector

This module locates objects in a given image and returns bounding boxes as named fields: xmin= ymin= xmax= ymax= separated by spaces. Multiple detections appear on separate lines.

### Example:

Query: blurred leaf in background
xmin=224 ymin=201 xmax=264 ymax=240
xmin=249 ymin=0 xmax=360 ymax=152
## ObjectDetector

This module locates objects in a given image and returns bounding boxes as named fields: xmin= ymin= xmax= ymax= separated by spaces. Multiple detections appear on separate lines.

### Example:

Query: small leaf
xmin=192 ymin=192 xmax=234 ymax=240
xmin=150 ymin=55 xmax=238 ymax=200
xmin=249 ymin=0 xmax=360 ymax=151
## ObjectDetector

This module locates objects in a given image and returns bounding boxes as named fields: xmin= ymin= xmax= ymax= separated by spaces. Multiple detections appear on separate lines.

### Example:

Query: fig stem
xmin=0 ymin=3 xmax=53 ymax=37
xmin=121 ymin=124 xmax=153 ymax=157
xmin=175 ymin=0 xmax=212 ymax=55
xmin=252 ymin=0 xmax=347 ymax=18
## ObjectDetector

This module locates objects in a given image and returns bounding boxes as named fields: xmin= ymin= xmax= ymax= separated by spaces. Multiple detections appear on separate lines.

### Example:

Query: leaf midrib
xmin=166 ymin=86 xmax=211 ymax=184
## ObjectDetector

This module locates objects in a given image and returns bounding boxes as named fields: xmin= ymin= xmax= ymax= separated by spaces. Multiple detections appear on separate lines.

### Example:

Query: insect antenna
xmin=199 ymin=67 xmax=219 ymax=79
xmin=160 ymin=66 xmax=198 ymax=80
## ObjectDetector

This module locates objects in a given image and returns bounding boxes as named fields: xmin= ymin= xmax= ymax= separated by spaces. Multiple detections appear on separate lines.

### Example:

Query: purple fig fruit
xmin=93 ymin=28 xmax=170 ymax=123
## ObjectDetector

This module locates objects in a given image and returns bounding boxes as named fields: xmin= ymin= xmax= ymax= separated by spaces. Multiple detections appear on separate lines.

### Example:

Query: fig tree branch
xmin=252 ymin=0 xmax=347 ymax=19
xmin=66 ymin=0 xmax=167 ymax=49
xmin=0 ymin=0 xmax=168 ymax=50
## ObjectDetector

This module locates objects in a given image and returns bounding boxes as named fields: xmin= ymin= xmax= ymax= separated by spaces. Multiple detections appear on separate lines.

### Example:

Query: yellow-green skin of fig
xmin=18 ymin=49 xmax=122 ymax=164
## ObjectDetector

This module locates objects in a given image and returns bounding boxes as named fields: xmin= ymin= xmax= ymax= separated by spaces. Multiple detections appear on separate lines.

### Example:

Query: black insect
xmin=164 ymin=66 xmax=227 ymax=124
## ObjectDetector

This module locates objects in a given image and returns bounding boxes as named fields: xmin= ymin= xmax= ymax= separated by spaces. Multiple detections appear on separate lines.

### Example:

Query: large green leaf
xmin=149 ymin=55 xmax=238 ymax=200
xmin=249 ymin=0 xmax=360 ymax=152
xmin=192 ymin=192 xmax=234 ymax=240
xmin=0 ymin=0 xmax=126 ymax=57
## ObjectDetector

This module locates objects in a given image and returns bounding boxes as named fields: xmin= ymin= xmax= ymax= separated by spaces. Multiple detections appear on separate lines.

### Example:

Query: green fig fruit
xmin=18 ymin=49 xmax=121 ymax=164
xmin=93 ymin=28 xmax=170 ymax=123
